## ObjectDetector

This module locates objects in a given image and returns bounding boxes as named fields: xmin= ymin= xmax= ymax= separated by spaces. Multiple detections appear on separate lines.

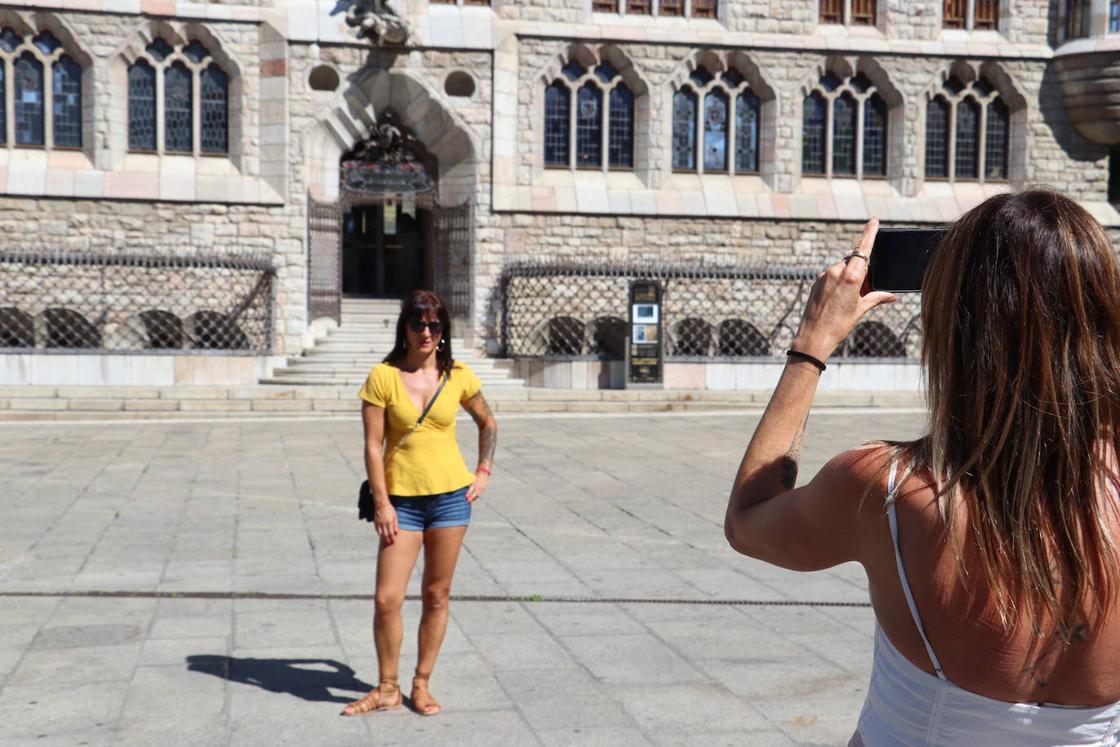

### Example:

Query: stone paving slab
xmin=0 ymin=410 xmax=922 ymax=745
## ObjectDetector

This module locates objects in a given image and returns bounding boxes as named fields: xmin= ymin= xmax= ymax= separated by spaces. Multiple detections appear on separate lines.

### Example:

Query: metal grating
xmin=307 ymin=196 xmax=342 ymax=324
xmin=436 ymin=202 xmax=473 ymax=323
xmin=0 ymin=251 xmax=274 ymax=353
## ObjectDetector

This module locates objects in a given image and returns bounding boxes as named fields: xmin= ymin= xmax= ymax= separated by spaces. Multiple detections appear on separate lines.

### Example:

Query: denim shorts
xmin=390 ymin=486 xmax=471 ymax=531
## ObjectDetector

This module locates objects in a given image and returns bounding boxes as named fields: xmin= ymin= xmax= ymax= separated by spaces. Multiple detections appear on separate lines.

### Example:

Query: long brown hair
xmin=900 ymin=189 xmax=1120 ymax=632
xmin=384 ymin=290 xmax=454 ymax=377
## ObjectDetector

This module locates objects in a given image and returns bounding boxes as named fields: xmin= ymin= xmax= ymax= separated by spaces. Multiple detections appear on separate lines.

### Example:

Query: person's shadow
xmin=186 ymin=655 xmax=373 ymax=704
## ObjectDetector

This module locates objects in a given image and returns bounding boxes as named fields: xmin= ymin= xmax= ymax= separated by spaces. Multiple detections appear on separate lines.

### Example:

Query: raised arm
xmin=724 ymin=219 xmax=896 ymax=570
xmin=462 ymin=391 xmax=496 ymax=502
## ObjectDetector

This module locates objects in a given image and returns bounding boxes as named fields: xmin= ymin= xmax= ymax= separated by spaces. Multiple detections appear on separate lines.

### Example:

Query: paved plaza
xmin=0 ymin=408 xmax=923 ymax=746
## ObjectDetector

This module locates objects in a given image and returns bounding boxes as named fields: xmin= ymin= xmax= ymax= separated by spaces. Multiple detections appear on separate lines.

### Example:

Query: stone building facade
xmin=0 ymin=0 xmax=1117 ymax=387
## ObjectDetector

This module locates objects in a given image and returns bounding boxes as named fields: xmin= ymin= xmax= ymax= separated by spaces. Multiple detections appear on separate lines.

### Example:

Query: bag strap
xmin=383 ymin=370 xmax=449 ymax=466
xmin=413 ymin=372 xmax=449 ymax=430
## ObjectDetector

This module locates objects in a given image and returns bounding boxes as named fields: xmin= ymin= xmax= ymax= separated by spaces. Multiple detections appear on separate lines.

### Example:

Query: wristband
xmin=786 ymin=349 xmax=827 ymax=373
xmin=476 ymin=466 xmax=492 ymax=476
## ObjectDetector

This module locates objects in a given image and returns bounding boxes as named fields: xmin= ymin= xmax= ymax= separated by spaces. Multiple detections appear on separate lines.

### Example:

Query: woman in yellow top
xmin=342 ymin=289 xmax=496 ymax=718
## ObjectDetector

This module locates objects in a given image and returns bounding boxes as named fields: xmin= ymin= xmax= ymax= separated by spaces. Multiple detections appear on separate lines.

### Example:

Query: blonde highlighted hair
xmin=900 ymin=189 xmax=1120 ymax=632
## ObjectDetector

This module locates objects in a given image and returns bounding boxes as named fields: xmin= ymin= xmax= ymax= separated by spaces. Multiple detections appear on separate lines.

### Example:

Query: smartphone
xmin=868 ymin=227 xmax=947 ymax=293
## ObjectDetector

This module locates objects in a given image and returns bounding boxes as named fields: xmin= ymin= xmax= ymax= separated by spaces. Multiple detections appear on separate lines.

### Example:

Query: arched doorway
xmin=340 ymin=112 xmax=437 ymax=299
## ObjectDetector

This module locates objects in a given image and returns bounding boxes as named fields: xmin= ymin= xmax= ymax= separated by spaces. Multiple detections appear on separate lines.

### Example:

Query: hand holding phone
xmin=868 ymin=227 xmax=947 ymax=293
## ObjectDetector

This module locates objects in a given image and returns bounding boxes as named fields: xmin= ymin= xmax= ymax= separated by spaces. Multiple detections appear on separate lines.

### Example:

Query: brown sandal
xmin=410 ymin=675 xmax=442 ymax=716
xmin=340 ymin=679 xmax=401 ymax=716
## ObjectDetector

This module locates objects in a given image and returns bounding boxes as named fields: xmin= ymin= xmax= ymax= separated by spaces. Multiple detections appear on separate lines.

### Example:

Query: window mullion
xmin=855 ymin=96 xmax=865 ymax=179
xmin=947 ymin=99 xmax=957 ymax=181
xmin=977 ymin=100 xmax=988 ymax=184
xmin=727 ymin=88 xmax=737 ymax=176
xmin=155 ymin=61 xmax=165 ymax=155
xmin=844 ymin=0 xmax=851 ymax=25
xmin=696 ymin=87 xmax=704 ymax=175
xmin=567 ymin=81 xmax=576 ymax=170
xmin=600 ymin=82 xmax=609 ymax=174
xmin=192 ymin=64 xmax=201 ymax=156
xmin=5 ymin=57 xmax=12 ymax=148
xmin=966 ymin=0 xmax=975 ymax=30
xmin=824 ymin=95 xmax=834 ymax=178
xmin=43 ymin=52 xmax=54 ymax=150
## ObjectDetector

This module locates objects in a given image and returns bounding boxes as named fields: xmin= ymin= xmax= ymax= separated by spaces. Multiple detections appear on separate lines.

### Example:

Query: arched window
xmin=139 ymin=310 xmax=183 ymax=349
xmin=955 ymin=98 xmax=980 ymax=179
xmin=717 ymin=319 xmax=769 ymax=357
xmin=543 ymin=58 xmax=634 ymax=172
xmin=576 ymin=83 xmax=602 ymax=167
xmin=44 ymin=308 xmax=100 ymax=348
xmin=985 ymin=98 xmax=1009 ymax=180
xmin=840 ymin=321 xmax=904 ymax=358
xmin=200 ymin=65 xmax=228 ymax=154
xmin=924 ymin=96 xmax=950 ymax=178
xmin=164 ymin=61 xmax=192 ymax=152
xmin=14 ymin=53 xmax=44 ymax=146
xmin=52 ymin=55 xmax=81 ymax=147
xmin=863 ymin=93 xmax=887 ymax=177
xmin=802 ymin=92 xmax=826 ymax=174
xmin=127 ymin=38 xmax=230 ymax=155
xmin=802 ymin=71 xmax=890 ymax=178
xmin=189 ymin=311 xmax=247 ymax=350
xmin=0 ymin=307 xmax=33 ymax=347
xmin=735 ymin=90 xmax=760 ymax=172
xmin=547 ymin=316 xmax=584 ymax=355
xmin=0 ymin=29 xmax=84 ymax=150
xmin=924 ymin=76 xmax=1009 ymax=183
xmin=703 ymin=88 xmax=729 ymax=172
xmin=608 ymin=85 xmax=634 ymax=168
xmin=590 ymin=316 xmax=626 ymax=358
xmin=672 ymin=88 xmax=697 ymax=170
xmin=673 ymin=318 xmax=712 ymax=357
xmin=544 ymin=83 xmax=570 ymax=166
xmin=674 ymin=64 xmax=763 ymax=175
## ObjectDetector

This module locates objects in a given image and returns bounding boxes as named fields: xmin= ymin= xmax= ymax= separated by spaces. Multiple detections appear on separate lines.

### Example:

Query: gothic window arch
xmin=127 ymin=37 xmax=229 ymax=155
xmin=924 ymin=76 xmax=1009 ymax=183
xmin=801 ymin=71 xmax=889 ymax=178
xmin=0 ymin=28 xmax=84 ymax=149
xmin=543 ymin=58 xmax=634 ymax=171
xmin=673 ymin=65 xmax=762 ymax=175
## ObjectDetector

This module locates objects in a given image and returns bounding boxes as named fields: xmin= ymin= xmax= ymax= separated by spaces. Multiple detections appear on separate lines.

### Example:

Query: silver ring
xmin=844 ymin=251 xmax=869 ymax=264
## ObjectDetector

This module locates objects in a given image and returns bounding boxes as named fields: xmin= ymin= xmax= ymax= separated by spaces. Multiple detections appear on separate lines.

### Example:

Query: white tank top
xmin=854 ymin=458 xmax=1120 ymax=747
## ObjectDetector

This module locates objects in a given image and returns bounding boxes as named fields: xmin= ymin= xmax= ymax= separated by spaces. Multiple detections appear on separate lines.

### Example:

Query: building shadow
xmin=186 ymin=655 xmax=373 ymax=704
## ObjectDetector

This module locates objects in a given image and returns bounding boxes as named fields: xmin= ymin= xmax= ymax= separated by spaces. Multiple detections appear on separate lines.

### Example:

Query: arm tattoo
xmin=470 ymin=394 xmax=497 ymax=465
xmin=779 ymin=415 xmax=809 ymax=490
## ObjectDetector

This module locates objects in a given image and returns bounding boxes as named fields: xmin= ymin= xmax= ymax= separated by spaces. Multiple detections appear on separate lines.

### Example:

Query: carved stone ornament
xmin=345 ymin=0 xmax=410 ymax=46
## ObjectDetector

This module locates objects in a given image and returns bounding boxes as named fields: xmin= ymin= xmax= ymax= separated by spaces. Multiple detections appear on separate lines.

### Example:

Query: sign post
xmin=626 ymin=279 xmax=663 ymax=388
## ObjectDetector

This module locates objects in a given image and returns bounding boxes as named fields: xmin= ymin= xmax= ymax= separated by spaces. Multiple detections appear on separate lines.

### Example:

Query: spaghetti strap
xmin=885 ymin=455 xmax=947 ymax=681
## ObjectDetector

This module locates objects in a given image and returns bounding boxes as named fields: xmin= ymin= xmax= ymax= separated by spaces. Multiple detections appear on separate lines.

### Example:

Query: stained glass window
xmin=863 ymin=93 xmax=887 ymax=176
xmin=691 ymin=0 xmax=717 ymax=18
xmin=985 ymin=98 xmax=1009 ymax=180
xmin=128 ymin=61 xmax=156 ymax=151
xmin=672 ymin=88 xmax=697 ymax=170
xmin=33 ymin=31 xmax=60 ymax=55
xmin=14 ymin=53 xmax=44 ymax=146
xmin=802 ymin=92 xmax=826 ymax=174
xmin=52 ymin=55 xmax=81 ymax=148
xmin=561 ymin=61 xmax=584 ymax=82
xmin=544 ymin=82 xmax=569 ymax=166
xmin=703 ymin=89 xmax=729 ymax=172
xmin=832 ymin=93 xmax=857 ymax=175
xmin=925 ymin=97 xmax=949 ymax=178
xmin=689 ymin=67 xmax=713 ymax=87
xmin=576 ymin=84 xmax=602 ymax=167
xmin=1112 ymin=0 xmax=1120 ymax=32
xmin=146 ymin=38 xmax=173 ymax=61
xmin=594 ymin=62 xmax=617 ymax=84
xmin=183 ymin=40 xmax=209 ymax=63
xmin=0 ymin=28 xmax=19 ymax=53
xmin=735 ymin=90 xmax=759 ymax=172
xmin=164 ymin=61 xmax=193 ymax=152
xmin=608 ymin=84 xmax=633 ymax=168
xmin=200 ymin=65 xmax=228 ymax=153
xmin=955 ymin=98 xmax=980 ymax=179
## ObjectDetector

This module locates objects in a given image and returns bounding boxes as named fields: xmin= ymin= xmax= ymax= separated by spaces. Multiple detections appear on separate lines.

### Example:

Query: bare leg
xmin=342 ymin=530 xmax=423 ymax=716
xmin=412 ymin=525 xmax=468 ymax=715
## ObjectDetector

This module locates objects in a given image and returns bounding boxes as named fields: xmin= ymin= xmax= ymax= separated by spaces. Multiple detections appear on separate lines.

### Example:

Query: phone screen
xmin=869 ymin=228 xmax=947 ymax=293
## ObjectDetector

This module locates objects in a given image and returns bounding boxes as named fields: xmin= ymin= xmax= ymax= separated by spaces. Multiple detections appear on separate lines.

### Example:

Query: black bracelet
xmin=786 ymin=349 xmax=827 ymax=373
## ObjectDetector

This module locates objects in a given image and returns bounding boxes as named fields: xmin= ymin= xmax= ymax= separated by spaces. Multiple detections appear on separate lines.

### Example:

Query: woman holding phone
xmin=725 ymin=190 xmax=1120 ymax=745
xmin=343 ymin=289 xmax=497 ymax=718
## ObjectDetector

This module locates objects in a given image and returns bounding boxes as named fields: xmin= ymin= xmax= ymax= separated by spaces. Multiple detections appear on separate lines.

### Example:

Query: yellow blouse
xmin=358 ymin=361 xmax=482 ymax=497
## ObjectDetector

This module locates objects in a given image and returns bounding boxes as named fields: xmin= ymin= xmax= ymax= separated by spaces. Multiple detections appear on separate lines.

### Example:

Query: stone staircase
xmin=261 ymin=298 xmax=526 ymax=389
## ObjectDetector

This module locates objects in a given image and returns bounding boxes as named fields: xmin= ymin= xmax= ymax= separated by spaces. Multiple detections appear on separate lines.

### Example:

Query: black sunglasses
xmin=407 ymin=319 xmax=443 ymax=335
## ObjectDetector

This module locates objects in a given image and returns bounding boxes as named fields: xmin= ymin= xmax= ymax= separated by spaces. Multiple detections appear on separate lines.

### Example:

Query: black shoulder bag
xmin=358 ymin=372 xmax=449 ymax=522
